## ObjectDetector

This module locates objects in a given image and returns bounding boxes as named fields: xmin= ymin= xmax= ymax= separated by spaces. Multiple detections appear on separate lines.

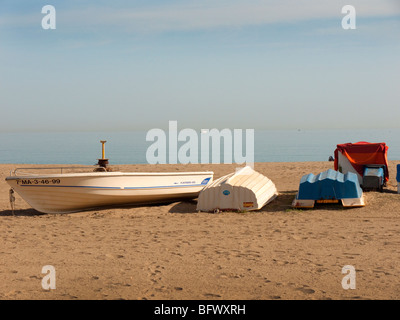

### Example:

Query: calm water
xmin=1 ymin=129 xmax=400 ymax=165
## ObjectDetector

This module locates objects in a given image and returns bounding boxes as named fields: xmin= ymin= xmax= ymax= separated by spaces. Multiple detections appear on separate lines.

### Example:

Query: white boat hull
xmin=6 ymin=171 xmax=213 ymax=214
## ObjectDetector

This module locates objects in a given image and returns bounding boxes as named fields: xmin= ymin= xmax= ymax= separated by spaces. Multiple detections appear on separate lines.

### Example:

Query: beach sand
xmin=1 ymin=161 xmax=400 ymax=300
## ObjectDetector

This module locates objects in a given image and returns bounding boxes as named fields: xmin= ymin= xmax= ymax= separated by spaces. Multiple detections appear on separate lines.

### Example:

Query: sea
xmin=1 ymin=129 xmax=400 ymax=165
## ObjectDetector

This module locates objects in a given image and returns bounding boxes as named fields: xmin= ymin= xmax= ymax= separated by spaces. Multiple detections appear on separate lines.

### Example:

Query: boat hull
xmin=6 ymin=171 xmax=213 ymax=214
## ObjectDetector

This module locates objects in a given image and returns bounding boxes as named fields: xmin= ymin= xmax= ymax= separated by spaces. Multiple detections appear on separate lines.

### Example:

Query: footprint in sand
xmin=296 ymin=286 xmax=316 ymax=294
xmin=203 ymin=293 xmax=222 ymax=298
xmin=147 ymin=263 xmax=165 ymax=291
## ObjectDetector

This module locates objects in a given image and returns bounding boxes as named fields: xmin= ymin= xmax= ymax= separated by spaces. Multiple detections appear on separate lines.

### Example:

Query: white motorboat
xmin=6 ymin=167 xmax=213 ymax=214
xmin=6 ymin=140 xmax=213 ymax=214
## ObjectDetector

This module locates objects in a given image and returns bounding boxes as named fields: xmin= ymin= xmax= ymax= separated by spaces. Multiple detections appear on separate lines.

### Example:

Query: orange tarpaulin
xmin=334 ymin=142 xmax=389 ymax=182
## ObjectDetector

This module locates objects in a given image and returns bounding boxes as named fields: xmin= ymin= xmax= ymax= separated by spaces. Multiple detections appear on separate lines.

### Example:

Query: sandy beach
xmin=1 ymin=161 xmax=400 ymax=300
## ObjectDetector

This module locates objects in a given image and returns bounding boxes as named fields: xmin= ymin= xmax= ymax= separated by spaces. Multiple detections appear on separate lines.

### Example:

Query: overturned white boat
xmin=6 ymin=167 xmax=213 ymax=214
xmin=197 ymin=166 xmax=278 ymax=212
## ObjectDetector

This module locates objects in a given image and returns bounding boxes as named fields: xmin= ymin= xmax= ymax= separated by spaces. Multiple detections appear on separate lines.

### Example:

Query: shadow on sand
xmin=168 ymin=200 xmax=198 ymax=214
xmin=0 ymin=208 xmax=44 ymax=217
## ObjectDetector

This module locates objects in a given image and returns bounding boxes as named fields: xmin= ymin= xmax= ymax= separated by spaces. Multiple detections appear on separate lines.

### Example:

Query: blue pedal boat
xmin=292 ymin=169 xmax=365 ymax=208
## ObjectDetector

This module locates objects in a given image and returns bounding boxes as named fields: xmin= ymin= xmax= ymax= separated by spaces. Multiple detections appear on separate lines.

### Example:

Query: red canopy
xmin=334 ymin=142 xmax=389 ymax=182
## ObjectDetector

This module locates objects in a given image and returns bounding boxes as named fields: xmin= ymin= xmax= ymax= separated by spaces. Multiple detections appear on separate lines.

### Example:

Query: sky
xmin=1 ymin=0 xmax=400 ymax=132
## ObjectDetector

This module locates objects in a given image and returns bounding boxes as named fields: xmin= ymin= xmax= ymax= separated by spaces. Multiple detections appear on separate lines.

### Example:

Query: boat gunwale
xmin=6 ymin=171 xmax=214 ymax=180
